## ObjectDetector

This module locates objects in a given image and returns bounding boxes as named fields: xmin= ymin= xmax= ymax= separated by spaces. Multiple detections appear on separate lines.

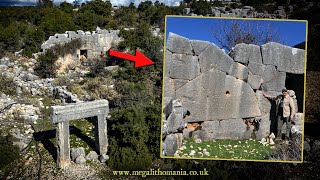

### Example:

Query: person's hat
xmin=282 ymin=88 xmax=287 ymax=92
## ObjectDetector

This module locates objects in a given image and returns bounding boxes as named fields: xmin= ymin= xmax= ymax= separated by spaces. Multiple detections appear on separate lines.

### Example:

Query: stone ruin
xmin=40 ymin=27 xmax=120 ymax=61
xmin=50 ymin=100 xmax=109 ymax=169
xmin=162 ymin=32 xmax=305 ymax=156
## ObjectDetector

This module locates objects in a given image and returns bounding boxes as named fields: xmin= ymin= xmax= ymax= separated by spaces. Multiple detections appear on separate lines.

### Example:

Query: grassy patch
xmin=177 ymin=138 xmax=273 ymax=160
xmin=69 ymin=119 xmax=95 ymax=154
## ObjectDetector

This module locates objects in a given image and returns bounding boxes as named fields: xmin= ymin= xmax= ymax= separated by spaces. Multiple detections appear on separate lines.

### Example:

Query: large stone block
xmin=199 ymin=44 xmax=234 ymax=74
xmin=166 ymin=32 xmax=193 ymax=55
xmin=164 ymin=134 xmax=178 ymax=156
xmin=248 ymin=74 xmax=262 ymax=89
xmin=255 ymin=114 xmax=271 ymax=140
xmin=261 ymin=71 xmax=286 ymax=92
xmin=248 ymin=62 xmax=264 ymax=76
xmin=166 ymin=99 xmax=185 ymax=134
xmin=163 ymin=76 xmax=174 ymax=97
xmin=191 ymin=40 xmax=211 ymax=55
xmin=168 ymin=54 xmax=200 ymax=80
xmin=261 ymin=42 xmax=305 ymax=74
xmin=165 ymin=50 xmax=172 ymax=76
xmin=202 ymin=119 xmax=248 ymax=139
xmin=176 ymin=68 xmax=261 ymax=122
xmin=230 ymin=44 xmax=262 ymax=64
xmin=229 ymin=62 xmax=249 ymax=80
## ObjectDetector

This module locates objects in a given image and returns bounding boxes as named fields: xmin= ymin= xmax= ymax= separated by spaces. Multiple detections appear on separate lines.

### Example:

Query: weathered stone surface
xmin=191 ymin=130 xmax=209 ymax=141
xmin=261 ymin=71 xmax=286 ymax=92
xmin=230 ymin=62 xmax=249 ymax=80
xmin=71 ymin=147 xmax=86 ymax=161
xmin=255 ymin=114 xmax=271 ymax=140
xmin=163 ymin=77 xmax=174 ymax=98
xmin=262 ymin=65 xmax=277 ymax=82
xmin=166 ymin=33 xmax=193 ymax=55
xmin=164 ymin=134 xmax=178 ymax=156
xmin=191 ymin=40 xmax=211 ymax=55
xmin=75 ymin=156 xmax=86 ymax=164
xmin=248 ymin=62 xmax=264 ymax=76
xmin=56 ymin=121 xmax=70 ymax=169
xmin=168 ymin=54 xmax=200 ymax=80
xmin=230 ymin=44 xmax=262 ymax=65
xmin=174 ymin=79 xmax=188 ymax=90
xmin=262 ymin=42 xmax=305 ymax=74
xmin=202 ymin=119 xmax=248 ymax=139
xmin=166 ymin=99 xmax=185 ymax=134
xmin=99 ymin=154 xmax=109 ymax=163
xmin=51 ymin=99 xmax=109 ymax=124
xmin=86 ymin=151 xmax=98 ymax=161
xmin=255 ymin=90 xmax=272 ymax=115
xmin=248 ymin=74 xmax=262 ymax=89
xmin=165 ymin=50 xmax=172 ymax=75
xmin=176 ymin=68 xmax=261 ymax=122
xmin=199 ymin=44 xmax=234 ymax=74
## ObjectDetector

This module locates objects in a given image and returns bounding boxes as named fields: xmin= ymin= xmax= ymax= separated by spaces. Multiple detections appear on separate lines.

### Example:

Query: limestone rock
xmin=75 ymin=156 xmax=86 ymax=164
xmin=164 ymin=134 xmax=178 ymax=156
xmin=247 ymin=74 xmax=262 ymax=89
xmin=176 ymin=68 xmax=261 ymax=122
xmin=166 ymin=32 xmax=193 ymax=55
xmin=71 ymin=147 xmax=86 ymax=161
xmin=229 ymin=62 xmax=249 ymax=80
xmin=202 ymin=119 xmax=248 ymax=139
xmin=168 ymin=54 xmax=200 ymax=80
xmin=86 ymin=151 xmax=98 ymax=161
xmin=261 ymin=71 xmax=286 ymax=92
xmin=261 ymin=42 xmax=304 ymax=74
xmin=191 ymin=40 xmax=211 ymax=55
xmin=199 ymin=43 xmax=234 ymax=74
xmin=229 ymin=43 xmax=262 ymax=64
xmin=99 ymin=154 xmax=109 ymax=163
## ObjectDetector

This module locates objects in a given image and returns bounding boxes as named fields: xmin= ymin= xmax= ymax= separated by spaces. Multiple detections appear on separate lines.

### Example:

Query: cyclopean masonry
xmin=50 ymin=100 xmax=109 ymax=169
xmin=162 ymin=33 xmax=305 ymax=156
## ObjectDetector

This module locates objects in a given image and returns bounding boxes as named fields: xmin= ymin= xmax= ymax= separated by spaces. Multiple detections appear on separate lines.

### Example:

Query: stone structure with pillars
xmin=50 ymin=100 xmax=109 ymax=169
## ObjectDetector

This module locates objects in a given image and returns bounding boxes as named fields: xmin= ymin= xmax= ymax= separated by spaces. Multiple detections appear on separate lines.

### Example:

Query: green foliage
xmin=22 ymin=27 xmax=45 ymax=57
xmin=0 ymin=74 xmax=16 ymax=95
xmin=107 ymin=107 xmax=153 ymax=170
xmin=190 ymin=0 xmax=212 ymax=15
xmin=0 ymin=131 xmax=20 ymax=171
xmin=39 ymin=8 xmax=76 ymax=37
xmin=80 ymin=0 xmax=112 ymax=16
xmin=34 ymin=49 xmax=58 ymax=78
xmin=34 ymin=39 xmax=81 ymax=78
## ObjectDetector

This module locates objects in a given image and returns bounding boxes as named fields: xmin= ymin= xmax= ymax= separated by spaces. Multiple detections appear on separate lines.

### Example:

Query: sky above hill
xmin=0 ymin=0 xmax=181 ymax=6
xmin=166 ymin=16 xmax=307 ymax=52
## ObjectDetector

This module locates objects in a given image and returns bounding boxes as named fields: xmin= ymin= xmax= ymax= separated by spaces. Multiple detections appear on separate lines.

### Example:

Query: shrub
xmin=0 ymin=131 xmax=20 ymax=172
xmin=0 ymin=74 xmax=16 ymax=96
xmin=34 ymin=39 xmax=82 ymax=78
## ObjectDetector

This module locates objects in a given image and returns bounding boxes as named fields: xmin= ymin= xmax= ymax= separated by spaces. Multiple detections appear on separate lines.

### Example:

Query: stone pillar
xmin=56 ymin=121 xmax=70 ymax=169
xmin=95 ymin=114 xmax=108 ymax=155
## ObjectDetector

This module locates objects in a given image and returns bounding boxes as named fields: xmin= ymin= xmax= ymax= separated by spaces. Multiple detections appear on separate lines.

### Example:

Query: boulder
xmin=86 ymin=151 xmax=98 ymax=161
xmin=71 ymin=147 xmax=86 ymax=161
xmin=164 ymin=134 xmax=178 ymax=156
xmin=166 ymin=33 xmax=193 ymax=55
xmin=75 ymin=156 xmax=86 ymax=164
xmin=165 ymin=99 xmax=185 ymax=134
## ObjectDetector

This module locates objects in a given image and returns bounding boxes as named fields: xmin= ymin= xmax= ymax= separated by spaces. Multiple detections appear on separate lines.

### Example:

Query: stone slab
xmin=230 ymin=62 xmax=249 ymax=80
xmin=176 ymin=68 xmax=261 ymax=122
xmin=199 ymin=43 xmax=234 ymax=74
xmin=202 ymin=119 xmax=248 ymax=139
xmin=262 ymin=42 xmax=305 ymax=74
xmin=248 ymin=74 xmax=262 ymax=89
xmin=261 ymin=71 xmax=286 ymax=92
xmin=191 ymin=40 xmax=211 ymax=55
xmin=51 ymin=100 xmax=109 ymax=124
xmin=166 ymin=32 xmax=193 ymax=55
xmin=168 ymin=54 xmax=200 ymax=80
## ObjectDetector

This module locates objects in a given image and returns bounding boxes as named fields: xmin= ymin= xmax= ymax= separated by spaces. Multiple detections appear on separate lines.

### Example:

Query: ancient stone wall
xmin=162 ymin=33 xmax=305 ymax=155
xmin=41 ymin=27 xmax=120 ymax=60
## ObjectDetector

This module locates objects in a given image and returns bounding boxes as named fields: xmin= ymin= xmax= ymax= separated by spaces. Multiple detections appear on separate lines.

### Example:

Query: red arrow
xmin=109 ymin=49 xmax=154 ymax=68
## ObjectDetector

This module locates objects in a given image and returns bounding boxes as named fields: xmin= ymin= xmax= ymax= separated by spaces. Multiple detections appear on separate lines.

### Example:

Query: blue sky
xmin=0 ymin=0 xmax=181 ymax=6
xmin=165 ymin=16 xmax=307 ymax=51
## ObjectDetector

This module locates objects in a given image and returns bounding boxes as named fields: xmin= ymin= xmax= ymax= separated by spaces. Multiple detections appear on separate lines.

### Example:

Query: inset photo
xmin=161 ymin=16 xmax=307 ymax=162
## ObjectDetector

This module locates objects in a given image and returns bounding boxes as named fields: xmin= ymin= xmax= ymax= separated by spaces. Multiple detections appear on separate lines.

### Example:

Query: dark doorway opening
xmin=285 ymin=73 xmax=304 ymax=112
